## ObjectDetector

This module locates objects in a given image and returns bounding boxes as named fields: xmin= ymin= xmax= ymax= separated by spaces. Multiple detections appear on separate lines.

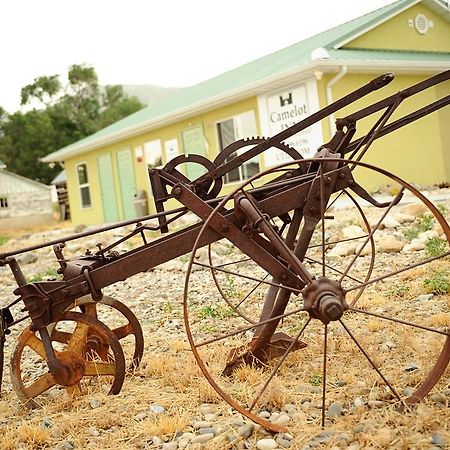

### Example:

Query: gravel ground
xmin=0 ymin=187 xmax=449 ymax=450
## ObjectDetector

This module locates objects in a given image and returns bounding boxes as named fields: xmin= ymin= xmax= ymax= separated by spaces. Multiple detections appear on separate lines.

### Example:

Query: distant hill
xmin=119 ymin=84 xmax=181 ymax=105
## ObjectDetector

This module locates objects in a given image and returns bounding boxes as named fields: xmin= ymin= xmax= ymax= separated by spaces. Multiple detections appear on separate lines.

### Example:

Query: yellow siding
xmin=318 ymin=73 xmax=447 ymax=190
xmin=345 ymin=3 xmax=450 ymax=52
xmin=67 ymin=97 xmax=259 ymax=224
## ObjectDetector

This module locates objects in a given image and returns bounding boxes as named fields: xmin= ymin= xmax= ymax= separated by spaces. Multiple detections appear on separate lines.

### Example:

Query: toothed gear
xmin=214 ymin=136 xmax=303 ymax=167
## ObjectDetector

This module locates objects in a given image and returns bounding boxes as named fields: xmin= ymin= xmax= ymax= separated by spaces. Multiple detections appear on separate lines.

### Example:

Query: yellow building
xmin=43 ymin=0 xmax=450 ymax=225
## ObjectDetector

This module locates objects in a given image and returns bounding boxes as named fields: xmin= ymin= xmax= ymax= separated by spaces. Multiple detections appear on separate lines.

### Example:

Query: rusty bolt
xmin=172 ymin=186 xmax=182 ymax=197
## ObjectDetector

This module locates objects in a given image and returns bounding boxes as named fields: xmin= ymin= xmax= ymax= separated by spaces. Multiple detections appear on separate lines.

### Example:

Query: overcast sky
xmin=1 ymin=0 xmax=396 ymax=112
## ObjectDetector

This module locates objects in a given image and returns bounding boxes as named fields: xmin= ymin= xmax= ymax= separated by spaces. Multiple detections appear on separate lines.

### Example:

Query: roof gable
xmin=0 ymin=169 xmax=50 ymax=193
xmin=342 ymin=2 xmax=450 ymax=52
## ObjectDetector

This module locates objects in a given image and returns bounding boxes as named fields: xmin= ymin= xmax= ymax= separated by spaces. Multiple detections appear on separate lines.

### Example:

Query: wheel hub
xmin=52 ymin=351 xmax=86 ymax=386
xmin=303 ymin=277 xmax=347 ymax=324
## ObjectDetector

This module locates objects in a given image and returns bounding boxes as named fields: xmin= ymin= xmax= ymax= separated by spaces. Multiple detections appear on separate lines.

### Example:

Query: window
xmin=217 ymin=111 xmax=259 ymax=183
xmin=76 ymin=163 xmax=92 ymax=208
xmin=0 ymin=197 xmax=8 ymax=208
xmin=144 ymin=140 xmax=163 ymax=169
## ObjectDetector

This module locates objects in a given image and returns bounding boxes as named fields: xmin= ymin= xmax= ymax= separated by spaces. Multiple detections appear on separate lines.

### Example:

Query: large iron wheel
xmin=10 ymin=311 xmax=126 ymax=409
xmin=184 ymin=158 xmax=450 ymax=432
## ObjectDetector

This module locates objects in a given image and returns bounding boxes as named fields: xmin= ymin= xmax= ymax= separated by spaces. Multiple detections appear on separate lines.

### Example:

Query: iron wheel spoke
xmin=194 ymin=307 xmax=305 ymax=348
xmin=248 ymin=317 xmax=311 ymax=411
xmin=348 ymin=307 xmax=450 ymax=336
xmin=339 ymin=319 xmax=402 ymax=402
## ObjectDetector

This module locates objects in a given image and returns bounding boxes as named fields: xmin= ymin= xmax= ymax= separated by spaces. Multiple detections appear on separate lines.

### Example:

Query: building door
xmin=117 ymin=148 xmax=137 ymax=219
xmin=181 ymin=125 xmax=207 ymax=180
xmin=97 ymin=154 xmax=119 ymax=223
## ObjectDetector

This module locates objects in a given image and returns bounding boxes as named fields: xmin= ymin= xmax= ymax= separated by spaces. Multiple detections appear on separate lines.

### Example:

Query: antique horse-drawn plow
xmin=0 ymin=71 xmax=449 ymax=432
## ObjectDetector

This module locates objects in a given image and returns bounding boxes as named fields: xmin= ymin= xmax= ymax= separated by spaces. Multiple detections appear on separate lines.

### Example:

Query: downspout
xmin=326 ymin=65 xmax=348 ymax=136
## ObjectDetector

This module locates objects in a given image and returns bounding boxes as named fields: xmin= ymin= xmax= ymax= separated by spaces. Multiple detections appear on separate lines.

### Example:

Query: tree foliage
xmin=0 ymin=64 xmax=144 ymax=184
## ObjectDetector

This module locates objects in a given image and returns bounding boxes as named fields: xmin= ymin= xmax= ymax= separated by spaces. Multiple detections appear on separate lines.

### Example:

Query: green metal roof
xmin=43 ymin=0 xmax=450 ymax=162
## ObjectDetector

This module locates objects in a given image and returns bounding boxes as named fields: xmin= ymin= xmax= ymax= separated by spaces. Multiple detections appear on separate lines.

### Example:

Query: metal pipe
xmin=326 ymin=65 xmax=348 ymax=135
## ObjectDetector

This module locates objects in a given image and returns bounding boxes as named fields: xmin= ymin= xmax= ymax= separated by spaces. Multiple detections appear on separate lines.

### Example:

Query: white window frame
xmin=144 ymin=139 xmax=164 ymax=169
xmin=216 ymin=110 xmax=259 ymax=184
xmin=76 ymin=162 xmax=92 ymax=209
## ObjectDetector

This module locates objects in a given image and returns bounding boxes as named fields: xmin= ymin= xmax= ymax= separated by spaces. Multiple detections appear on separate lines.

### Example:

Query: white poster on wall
xmin=258 ymin=77 xmax=323 ymax=166
xmin=164 ymin=138 xmax=179 ymax=162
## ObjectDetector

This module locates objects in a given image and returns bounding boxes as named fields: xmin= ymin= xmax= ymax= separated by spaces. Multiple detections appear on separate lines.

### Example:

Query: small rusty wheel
xmin=10 ymin=311 xmax=126 ymax=409
xmin=184 ymin=158 xmax=450 ymax=432
xmin=59 ymin=295 xmax=144 ymax=371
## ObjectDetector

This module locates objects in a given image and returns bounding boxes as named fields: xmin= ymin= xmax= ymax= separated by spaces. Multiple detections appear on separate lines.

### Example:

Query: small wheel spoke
xmin=85 ymin=361 xmax=117 ymax=376
xmin=24 ymin=372 xmax=56 ymax=398
xmin=26 ymin=334 xmax=48 ymax=359
xmin=112 ymin=323 xmax=133 ymax=340
xmin=67 ymin=322 xmax=90 ymax=353
xmin=51 ymin=330 xmax=72 ymax=344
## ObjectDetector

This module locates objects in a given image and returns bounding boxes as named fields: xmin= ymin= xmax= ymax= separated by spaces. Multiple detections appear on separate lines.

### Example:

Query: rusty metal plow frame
xmin=0 ymin=70 xmax=448 ymax=431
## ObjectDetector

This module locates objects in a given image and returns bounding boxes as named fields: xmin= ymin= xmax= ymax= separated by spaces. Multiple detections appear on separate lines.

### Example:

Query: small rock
xmin=431 ymin=433 xmax=447 ymax=447
xmin=368 ymin=400 xmax=384 ymax=408
xmin=404 ymin=203 xmax=427 ymax=217
xmin=162 ymin=443 xmax=178 ymax=450
xmin=380 ymin=216 xmax=401 ymax=229
xmin=199 ymin=404 xmax=216 ymax=415
xmin=405 ymin=362 xmax=420 ymax=372
xmin=87 ymin=427 xmax=100 ymax=437
xmin=193 ymin=420 xmax=211 ymax=429
xmin=203 ymin=413 xmax=216 ymax=422
xmin=282 ymin=404 xmax=297 ymax=415
xmin=256 ymin=438 xmax=278 ymax=450
xmin=41 ymin=417 xmax=53 ymax=428
xmin=347 ymin=445 xmax=360 ymax=450
xmin=198 ymin=427 xmax=216 ymax=436
xmin=430 ymin=393 xmax=446 ymax=405
xmin=376 ymin=236 xmax=404 ymax=253
xmin=134 ymin=411 xmax=148 ymax=421
xmin=327 ymin=401 xmax=343 ymax=417
xmin=238 ymin=423 xmax=254 ymax=439
xmin=402 ymin=239 xmax=425 ymax=253
xmin=17 ymin=253 xmax=38 ymax=265
xmin=270 ymin=412 xmax=280 ymax=422
xmin=354 ymin=397 xmax=365 ymax=408
xmin=152 ymin=436 xmax=164 ymax=445
xmin=58 ymin=442 xmax=75 ymax=450
xmin=342 ymin=225 xmax=365 ymax=239
xmin=150 ymin=403 xmax=165 ymax=414
xmin=90 ymin=398 xmax=102 ymax=409
xmin=191 ymin=433 xmax=214 ymax=444
xmin=417 ymin=294 xmax=434 ymax=302
xmin=259 ymin=410 xmax=271 ymax=419
xmin=73 ymin=223 xmax=87 ymax=233
xmin=328 ymin=241 xmax=356 ymax=257
xmin=273 ymin=413 xmax=290 ymax=426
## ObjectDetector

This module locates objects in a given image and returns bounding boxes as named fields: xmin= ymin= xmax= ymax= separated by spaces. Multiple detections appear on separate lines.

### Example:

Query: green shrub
xmin=423 ymin=271 xmax=450 ymax=295
xmin=425 ymin=237 xmax=447 ymax=257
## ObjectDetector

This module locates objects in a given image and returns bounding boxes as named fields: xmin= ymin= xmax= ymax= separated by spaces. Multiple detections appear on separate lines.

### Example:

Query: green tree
xmin=0 ymin=64 xmax=144 ymax=184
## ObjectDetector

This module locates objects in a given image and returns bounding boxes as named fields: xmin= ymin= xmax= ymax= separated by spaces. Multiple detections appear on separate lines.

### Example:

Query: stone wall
xmin=0 ymin=190 xmax=52 ymax=218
